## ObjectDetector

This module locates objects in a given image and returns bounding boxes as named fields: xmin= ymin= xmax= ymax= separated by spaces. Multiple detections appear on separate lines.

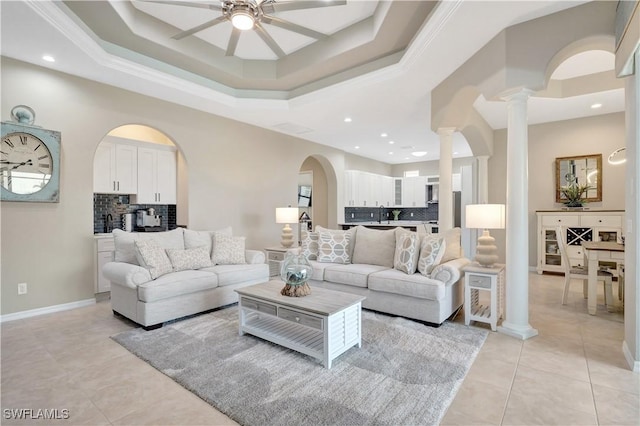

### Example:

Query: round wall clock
xmin=1 ymin=112 xmax=61 ymax=203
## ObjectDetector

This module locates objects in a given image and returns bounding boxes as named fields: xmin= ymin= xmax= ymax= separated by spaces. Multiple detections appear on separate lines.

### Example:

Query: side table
xmin=264 ymin=246 xmax=293 ymax=277
xmin=462 ymin=263 xmax=505 ymax=331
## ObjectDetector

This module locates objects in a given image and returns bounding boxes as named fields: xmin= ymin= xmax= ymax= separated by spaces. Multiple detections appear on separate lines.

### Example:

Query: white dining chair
xmin=555 ymin=226 xmax=614 ymax=308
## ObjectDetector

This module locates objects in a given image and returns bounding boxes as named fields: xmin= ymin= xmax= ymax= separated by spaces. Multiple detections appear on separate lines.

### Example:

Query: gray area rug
xmin=113 ymin=306 xmax=488 ymax=426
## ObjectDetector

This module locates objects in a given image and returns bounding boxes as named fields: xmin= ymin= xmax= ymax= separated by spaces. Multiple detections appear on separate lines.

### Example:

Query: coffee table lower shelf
xmin=242 ymin=312 xmax=325 ymax=360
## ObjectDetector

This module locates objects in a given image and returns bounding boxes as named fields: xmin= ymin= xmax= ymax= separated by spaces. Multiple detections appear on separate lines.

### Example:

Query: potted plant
xmin=560 ymin=184 xmax=592 ymax=207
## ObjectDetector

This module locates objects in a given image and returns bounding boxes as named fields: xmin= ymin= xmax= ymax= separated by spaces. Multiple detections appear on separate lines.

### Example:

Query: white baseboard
xmin=1 ymin=299 xmax=96 ymax=323
xmin=622 ymin=340 xmax=640 ymax=372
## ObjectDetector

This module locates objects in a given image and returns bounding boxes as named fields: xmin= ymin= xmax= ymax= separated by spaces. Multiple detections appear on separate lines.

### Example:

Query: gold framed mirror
xmin=555 ymin=154 xmax=602 ymax=203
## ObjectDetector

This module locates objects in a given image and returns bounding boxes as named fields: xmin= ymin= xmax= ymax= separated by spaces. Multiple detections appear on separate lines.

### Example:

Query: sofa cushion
xmin=184 ymin=227 xmax=232 ymax=257
xmin=394 ymin=232 xmax=420 ymax=274
xmin=417 ymin=235 xmax=446 ymax=276
xmin=137 ymin=270 xmax=219 ymax=302
xmin=436 ymin=227 xmax=463 ymax=263
xmin=212 ymin=234 xmax=246 ymax=265
xmin=113 ymin=228 xmax=185 ymax=265
xmin=324 ymin=264 xmax=388 ymax=288
xmin=300 ymin=230 xmax=319 ymax=260
xmin=317 ymin=231 xmax=352 ymax=264
xmin=351 ymin=226 xmax=396 ymax=268
xmin=368 ymin=269 xmax=445 ymax=301
xmin=307 ymin=260 xmax=335 ymax=281
xmin=201 ymin=263 xmax=268 ymax=287
xmin=134 ymin=239 xmax=173 ymax=279
xmin=166 ymin=246 xmax=212 ymax=272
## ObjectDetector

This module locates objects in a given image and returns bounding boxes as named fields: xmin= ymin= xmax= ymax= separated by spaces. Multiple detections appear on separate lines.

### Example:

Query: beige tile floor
xmin=1 ymin=272 xmax=638 ymax=425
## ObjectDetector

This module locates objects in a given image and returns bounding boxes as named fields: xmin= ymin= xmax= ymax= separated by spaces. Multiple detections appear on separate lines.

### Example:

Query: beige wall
xmin=392 ymin=157 xmax=474 ymax=177
xmin=0 ymin=58 xmax=387 ymax=315
xmin=490 ymin=112 xmax=626 ymax=266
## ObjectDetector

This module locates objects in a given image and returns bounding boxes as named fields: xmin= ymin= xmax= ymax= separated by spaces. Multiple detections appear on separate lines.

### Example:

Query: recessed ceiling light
xmin=412 ymin=151 xmax=427 ymax=157
xmin=388 ymin=140 xmax=394 ymax=145
xmin=42 ymin=55 xmax=55 ymax=62
xmin=354 ymin=146 xmax=360 ymax=149
xmin=388 ymin=152 xmax=394 ymax=155
xmin=344 ymin=117 xmax=352 ymax=123
xmin=453 ymin=151 xmax=459 ymax=155
xmin=591 ymin=103 xmax=602 ymax=109
xmin=380 ymin=133 xmax=388 ymax=138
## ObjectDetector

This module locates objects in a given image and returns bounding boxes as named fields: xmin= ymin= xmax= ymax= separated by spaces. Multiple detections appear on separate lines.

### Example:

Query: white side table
xmin=264 ymin=246 xmax=294 ymax=277
xmin=462 ymin=263 xmax=505 ymax=331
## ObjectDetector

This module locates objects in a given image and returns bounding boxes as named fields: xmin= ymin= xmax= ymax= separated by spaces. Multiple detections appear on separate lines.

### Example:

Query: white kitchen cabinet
xmin=403 ymin=176 xmax=427 ymax=207
xmin=93 ymin=142 xmax=137 ymax=194
xmin=536 ymin=210 xmax=624 ymax=274
xmin=345 ymin=170 xmax=359 ymax=206
xmin=95 ymin=236 xmax=115 ymax=293
xmin=136 ymin=147 xmax=177 ymax=205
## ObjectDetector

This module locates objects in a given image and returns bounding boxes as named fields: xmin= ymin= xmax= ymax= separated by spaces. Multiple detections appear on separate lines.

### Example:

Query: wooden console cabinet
xmin=536 ymin=210 xmax=624 ymax=274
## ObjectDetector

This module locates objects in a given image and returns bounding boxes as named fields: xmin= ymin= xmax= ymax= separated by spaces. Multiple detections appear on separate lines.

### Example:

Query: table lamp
xmin=276 ymin=206 xmax=299 ymax=248
xmin=465 ymin=204 xmax=505 ymax=267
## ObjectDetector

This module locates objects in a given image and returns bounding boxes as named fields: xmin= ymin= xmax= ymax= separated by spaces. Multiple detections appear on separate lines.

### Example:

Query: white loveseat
xmin=103 ymin=228 xmax=269 ymax=329
xmin=300 ymin=225 xmax=470 ymax=325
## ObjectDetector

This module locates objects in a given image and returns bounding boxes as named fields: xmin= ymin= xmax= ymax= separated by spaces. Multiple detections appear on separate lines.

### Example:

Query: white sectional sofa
xmin=103 ymin=227 xmax=269 ymax=329
xmin=300 ymin=225 xmax=470 ymax=325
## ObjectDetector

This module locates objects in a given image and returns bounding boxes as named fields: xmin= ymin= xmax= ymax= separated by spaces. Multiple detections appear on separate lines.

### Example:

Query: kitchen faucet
xmin=378 ymin=205 xmax=385 ymax=224
xmin=105 ymin=213 xmax=113 ymax=233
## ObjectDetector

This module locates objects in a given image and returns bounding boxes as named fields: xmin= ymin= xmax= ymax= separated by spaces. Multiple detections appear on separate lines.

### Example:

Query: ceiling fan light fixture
xmin=231 ymin=9 xmax=255 ymax=30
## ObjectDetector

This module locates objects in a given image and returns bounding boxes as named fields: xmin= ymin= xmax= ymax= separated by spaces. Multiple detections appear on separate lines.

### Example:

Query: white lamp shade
xmin=465 ymin=204 xmax=506 ymax=229
xmin=276 ymin=207 xmax=299 ymax=224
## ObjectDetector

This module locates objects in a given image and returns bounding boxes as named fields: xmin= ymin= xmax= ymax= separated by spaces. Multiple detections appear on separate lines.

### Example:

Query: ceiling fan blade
xmin=254 ymin=22 xmax=285 ymax=58
xmin=138 ymin=0 xmax=222 ymax=11
xmin=261 ymin=15 xmax=326 ymax=39
xmin=226 ymin=28 xmax=240 ymax=56
xmin=171 ymin=15 xmax=227 ymax=40
xmin=267 ymin=0 xmax=346 ymax=13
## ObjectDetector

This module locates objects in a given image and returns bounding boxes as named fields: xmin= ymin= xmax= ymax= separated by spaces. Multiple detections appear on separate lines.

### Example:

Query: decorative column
xmin=438 ymin=127 xmax=456 ymax=231
xmin=476 ymin=155 xmax=490 ymax=204
xmin=622 ymin=48 xmax=640 ymax=372
xmin=497 ymin=88 xmax=538 ymax=340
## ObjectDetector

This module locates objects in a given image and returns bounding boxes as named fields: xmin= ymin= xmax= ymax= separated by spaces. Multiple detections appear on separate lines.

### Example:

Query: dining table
xmin=581 ymin=241 xmax=625 ymax=315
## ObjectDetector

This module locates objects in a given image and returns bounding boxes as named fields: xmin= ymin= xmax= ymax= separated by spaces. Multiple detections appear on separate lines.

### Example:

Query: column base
xmin=497 ymin=321 xmax=538 ymax=340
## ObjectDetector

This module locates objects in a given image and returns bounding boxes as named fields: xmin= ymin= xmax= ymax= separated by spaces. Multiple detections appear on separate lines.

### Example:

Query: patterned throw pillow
xmin=166 ymin=246 xmax=212 ymax=272
xmin=134 ymin=239 xmax=173 ymax=279
xmin=300 ymin=230 xmax=319 ymax=260
xmin=212 ymin=234 xmax=246 ymax=265
xmin=417 ymin=235 xmax=446 ymax=276
xmin=317 ymin=231 xmax=352 ymax=264
xmin=394 ymin=232 xmax=420 ymax=274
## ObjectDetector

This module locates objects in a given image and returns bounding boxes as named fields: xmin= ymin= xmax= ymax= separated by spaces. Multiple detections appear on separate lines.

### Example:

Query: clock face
xmin=1 ymin=131 xmax=53 ymax=195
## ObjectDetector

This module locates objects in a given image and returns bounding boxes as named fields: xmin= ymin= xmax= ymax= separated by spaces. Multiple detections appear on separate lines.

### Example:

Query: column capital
xmin=499 ymin=87 xmax=535 ymax=102
xmin=437 ymin=127 xmax=457 ymax=137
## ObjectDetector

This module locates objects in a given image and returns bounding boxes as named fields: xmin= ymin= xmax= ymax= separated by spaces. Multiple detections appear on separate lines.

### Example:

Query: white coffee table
xmin=235 ymin=280 xmax=365 ymax=368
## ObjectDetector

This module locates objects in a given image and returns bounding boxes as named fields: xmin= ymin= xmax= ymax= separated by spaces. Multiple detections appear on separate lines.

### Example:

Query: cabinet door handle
xmin=117 ymin=181 xmax=120 ymax=191
xmin=113 ymin=181 xmax=116 ymax=191
xmin=158 ymin=193 xmax=161 ymax=202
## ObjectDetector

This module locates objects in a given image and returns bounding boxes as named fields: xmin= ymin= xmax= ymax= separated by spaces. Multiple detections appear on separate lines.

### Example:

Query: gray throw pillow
xmin=351 ymin=226 xmax=396 ymax=267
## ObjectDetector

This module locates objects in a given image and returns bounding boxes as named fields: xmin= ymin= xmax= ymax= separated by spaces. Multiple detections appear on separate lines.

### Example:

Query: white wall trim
xmin=623 ymin=340 xmax=640 ymax=372
xmin=1 ymin=299 xmax=96 ymax=323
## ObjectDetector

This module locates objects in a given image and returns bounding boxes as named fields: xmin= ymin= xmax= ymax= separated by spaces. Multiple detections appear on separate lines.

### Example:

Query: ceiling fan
xmin=141 ymin=0 xmax=347 ymax=58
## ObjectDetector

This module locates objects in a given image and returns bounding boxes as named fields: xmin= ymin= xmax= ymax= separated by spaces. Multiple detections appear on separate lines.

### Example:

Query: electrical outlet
xmin=370 ymin=213 xmax=374 ymax=218
xmin=351 ymin=213 xmax=354 ymax=219
xmin=17 ymin=282 xmax=27 ymax=295
xmin=410 ymin=212 xmax=414 ymax=217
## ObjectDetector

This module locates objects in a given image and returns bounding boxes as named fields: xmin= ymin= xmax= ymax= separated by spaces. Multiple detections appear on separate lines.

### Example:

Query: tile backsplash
xmin=93 ymin=194 xmax=176 ymax=233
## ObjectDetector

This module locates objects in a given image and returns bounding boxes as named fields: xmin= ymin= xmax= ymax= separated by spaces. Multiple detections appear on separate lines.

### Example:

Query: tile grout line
xmin=499 ymin=338 xmax=524 ymax=426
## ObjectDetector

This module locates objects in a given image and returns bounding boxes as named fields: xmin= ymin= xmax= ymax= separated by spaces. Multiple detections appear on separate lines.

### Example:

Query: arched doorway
xmin=92 ymin=124 xmax=187 ymax=234
xmin=299 ymin=156 xmax=330 ymax=232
